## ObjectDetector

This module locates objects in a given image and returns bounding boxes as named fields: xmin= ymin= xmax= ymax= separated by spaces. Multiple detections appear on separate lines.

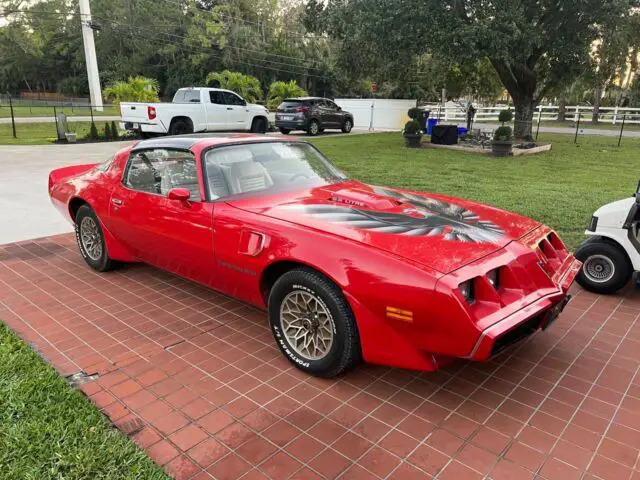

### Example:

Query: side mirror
xmin=167 ymin=188 xmax=191 ymax=201
xmin=337 ymin=106 xmax=342 ymax=111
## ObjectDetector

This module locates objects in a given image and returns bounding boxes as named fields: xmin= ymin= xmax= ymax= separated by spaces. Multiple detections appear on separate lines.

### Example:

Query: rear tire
xmin=169 ymin=119 xmax=193 ymax=136
xmin=279 ymin=128 xmax=290 ymax=135
xmin=251 ymin=117 xmax=268 ymax=134
xmin=75 ymin=205 xmax=116 ymax=272
xmin=268 ymin=268 xmax=361 ymax=377
xmin=307 ymin=120 xmax=320 ymax=136
xmin=575 ymin=239 xmax=631 ymax=294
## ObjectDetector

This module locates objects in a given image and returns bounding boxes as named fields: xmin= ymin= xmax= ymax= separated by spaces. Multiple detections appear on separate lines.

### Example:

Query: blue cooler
xmin=457 ymin=127 xmax=468 ymax=137
xmin=427 ymin=118 xmax=439 ymax=135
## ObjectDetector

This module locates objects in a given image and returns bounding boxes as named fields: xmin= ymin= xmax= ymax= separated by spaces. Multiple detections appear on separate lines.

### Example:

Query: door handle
xmin=112 ymin=198 xmax=123 ymax=206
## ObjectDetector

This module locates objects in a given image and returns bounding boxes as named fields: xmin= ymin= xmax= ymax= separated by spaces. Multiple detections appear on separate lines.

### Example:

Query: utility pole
xmin=79 ymin=0 xmax=103 ymax=111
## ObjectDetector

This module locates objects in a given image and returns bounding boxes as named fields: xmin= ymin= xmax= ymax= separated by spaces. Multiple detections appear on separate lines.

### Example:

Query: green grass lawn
xmin=0 ymin=105 xmax=119 ymax=119
xmin=312 ymin=132 xmax=639 ymax=250
xmin=0 ymin=121 xmax=125 ymax=145
xmin=0 ymin=323 xmax=168 ymax=480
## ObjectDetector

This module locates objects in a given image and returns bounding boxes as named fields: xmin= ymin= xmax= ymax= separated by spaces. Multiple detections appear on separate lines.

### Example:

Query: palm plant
xmin=103 ymin=76 xmax=160 ymax=105
xmin=267 ymin=80 xmax=308 ymax=110
xmin=205 ymin=70 xmax=263 ymax=103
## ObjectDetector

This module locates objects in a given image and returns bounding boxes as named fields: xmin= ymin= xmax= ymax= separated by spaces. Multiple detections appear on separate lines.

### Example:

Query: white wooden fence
xmin=333 ymin=99 xmax=640 ymax=131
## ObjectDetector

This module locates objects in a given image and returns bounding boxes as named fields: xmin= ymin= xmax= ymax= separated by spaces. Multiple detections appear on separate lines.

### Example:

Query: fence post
xmin=574 ymin=106 xmax=579 ymax=123
xmin=9 ymin=95 xmax=17 ymax=139
xmin=535 ymin=105 xmax=542 ymax=140
xmin=613 ymin=105 xmax=619 ymax=126
xmin=574 ymin=113 xmax=581 ymax=144
xmin=618 ymin=114 xmax=626 ymax=148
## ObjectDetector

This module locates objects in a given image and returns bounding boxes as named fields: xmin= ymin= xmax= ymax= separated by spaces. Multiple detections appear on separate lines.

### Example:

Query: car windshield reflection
xmin=203 ymin=141 xmax=348 ymax=200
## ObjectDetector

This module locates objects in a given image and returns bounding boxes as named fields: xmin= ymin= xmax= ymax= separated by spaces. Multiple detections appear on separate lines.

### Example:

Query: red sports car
xmin=49 ymin=135 xmax=581 ymax=377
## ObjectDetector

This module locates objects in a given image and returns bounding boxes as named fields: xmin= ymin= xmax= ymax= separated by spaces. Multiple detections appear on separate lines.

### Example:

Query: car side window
xmin=325 ymin=100 xmax=338 ymax=111
xmin=222 ymin=92 xmax=245 ymax=106
xmin=209 ymin=91 xmax=224 ymax=104
xmin=124 ymin=149 xmax=201 ymax=200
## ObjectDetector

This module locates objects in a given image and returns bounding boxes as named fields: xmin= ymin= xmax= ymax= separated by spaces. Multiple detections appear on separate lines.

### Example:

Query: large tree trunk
xmin=513 ymin=98 xmax=535 ymax=139
xmin=558 ymin=96 xmax=567 ymax=122
xmin=592 ymin=84 xmax=603 ymax=123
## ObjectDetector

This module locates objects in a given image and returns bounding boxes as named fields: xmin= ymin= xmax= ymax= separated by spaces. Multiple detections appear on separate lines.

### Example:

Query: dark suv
xmin=275 ymin=97 xmax=354 ymax=136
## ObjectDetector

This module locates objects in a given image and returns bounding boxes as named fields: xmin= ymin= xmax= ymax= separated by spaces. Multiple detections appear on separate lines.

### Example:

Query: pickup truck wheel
xmin=251 ymin=117 xmax=267 ymax=134
xmin=169 ymin=119 xmax=193 ymax=136
xmin=279 ymin=128 xmax=290 ymax=135
xmin=268 ymin=268 xmax=361 ymax=377
xmin=75 ymin=205 xmax=116 ymax=272
xmin=307 ymin=120 xmax=320 ymax=136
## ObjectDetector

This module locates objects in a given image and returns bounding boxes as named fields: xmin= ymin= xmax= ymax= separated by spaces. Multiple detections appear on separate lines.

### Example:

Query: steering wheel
xmin=289 ymin=173 xmax=310 ymax=182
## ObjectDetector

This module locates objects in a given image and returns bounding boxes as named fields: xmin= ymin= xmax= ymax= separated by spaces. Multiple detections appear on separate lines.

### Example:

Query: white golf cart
xmin=575 ymin=181 xmax=640 ymax=294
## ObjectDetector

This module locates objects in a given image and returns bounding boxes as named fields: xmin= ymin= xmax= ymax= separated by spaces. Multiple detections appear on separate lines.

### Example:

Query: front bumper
xmin=468 ymin=256 xmax=580 ymax=361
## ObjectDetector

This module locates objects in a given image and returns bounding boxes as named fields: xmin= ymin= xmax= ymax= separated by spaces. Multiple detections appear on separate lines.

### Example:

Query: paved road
xmin=0 ymin=115 xmax=121 ymax=124
xmin=0 ymin=130 xmax=372 ymax=245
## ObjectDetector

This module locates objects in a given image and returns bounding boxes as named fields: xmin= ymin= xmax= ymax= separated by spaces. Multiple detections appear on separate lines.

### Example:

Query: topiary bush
xmin=88 ymin=122 xmax=98 ymax=140
xmin=407 ymin=107 xmax=422 ymax=120
xmin=403 ymin=119 xmax=423 ymax=135
xmin=498 ymin=109 xmax=513 ymax=124
xmin=110 ymin=121 xmax=119 ymax=139
xmin=103 ymin=122 xmax=111 ymax=140
xmin=493 ymin=125 xmax=513 ymax=141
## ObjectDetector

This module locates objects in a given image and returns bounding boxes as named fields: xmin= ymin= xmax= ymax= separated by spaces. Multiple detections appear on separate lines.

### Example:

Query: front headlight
xmin=459 ymin=280 xmax=475 ymax=304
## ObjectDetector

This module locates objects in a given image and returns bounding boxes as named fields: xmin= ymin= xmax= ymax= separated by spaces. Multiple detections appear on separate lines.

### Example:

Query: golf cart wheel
xmin=75 ymin=205 xmax=116 ymax=272
xmin=575 ymin=239 xmax=631 ymax=294
xmin=268 ymin=268 xmax=361 ymax=377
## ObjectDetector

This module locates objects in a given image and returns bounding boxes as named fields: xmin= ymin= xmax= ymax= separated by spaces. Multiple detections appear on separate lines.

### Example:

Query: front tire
xmin=341 ymin=118 xmax=353 ymax=133
xmin=575 ymin=239 xmax=631 ymax=294
xmin=268 ymin=268 xmax=360 ymax=377
xmin=75 ymin=205 xmax=116 ymax=272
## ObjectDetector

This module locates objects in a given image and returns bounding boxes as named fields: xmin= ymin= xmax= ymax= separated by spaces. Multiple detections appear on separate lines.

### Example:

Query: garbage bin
xmin=420 ymin=110 xmax=431 ymax=132
xmin=427 ymin=118 xmax=439 ymax=135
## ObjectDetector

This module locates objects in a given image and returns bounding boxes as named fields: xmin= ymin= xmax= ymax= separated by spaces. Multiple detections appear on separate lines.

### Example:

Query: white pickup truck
xmin=120 ymin=87 xmax=271 ymax=137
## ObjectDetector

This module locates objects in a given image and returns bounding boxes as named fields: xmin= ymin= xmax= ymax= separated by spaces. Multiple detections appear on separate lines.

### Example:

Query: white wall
xmin=334 ymin=99 xmax=418 ymax=130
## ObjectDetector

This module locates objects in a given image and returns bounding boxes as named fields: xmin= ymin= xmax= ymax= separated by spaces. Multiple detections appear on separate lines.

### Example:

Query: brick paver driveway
xmin=1 ymin=234 xmax=639 ymax=480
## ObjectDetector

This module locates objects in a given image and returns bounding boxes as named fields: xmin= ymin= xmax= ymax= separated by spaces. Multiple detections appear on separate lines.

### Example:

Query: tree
xmin=205 ymin=70 xmax=263 ymax=103
xmin=312 ymin=0 xmax=635 ymax=138
xmin=267 ymin=80 xmax=307 ymax=109
xmin=103 ymin=76 xmax=160 ymax=104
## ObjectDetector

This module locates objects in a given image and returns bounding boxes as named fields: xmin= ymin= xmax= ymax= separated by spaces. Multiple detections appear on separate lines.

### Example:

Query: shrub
xmin=498 ymin=109 xmax=513 ymax=124
xmin=104 ymin=122 xmax=111 ymax=140
xmin=103 ymin=76 xmax=160 ymax=105
xmin=407 ymin=107 xmax=422 ymax=120
xmin=267 ymin=80 xmax=308 ymax=110
xmin=493 ymin=125 xmax=513 ymax=141
xmin=110 ymin=121 xmax=119 ymax=138
xmin=89 ymin=122 xmax=98 ymax=140
xmin=205 ymin=70 xmax=263 ymax=103
xmin=403 ymin=119 xmax=423 ymax=135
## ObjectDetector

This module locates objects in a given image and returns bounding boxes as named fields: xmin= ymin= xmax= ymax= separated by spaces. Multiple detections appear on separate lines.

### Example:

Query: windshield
xmin=203 ymin=141 xmax=347 ymax=200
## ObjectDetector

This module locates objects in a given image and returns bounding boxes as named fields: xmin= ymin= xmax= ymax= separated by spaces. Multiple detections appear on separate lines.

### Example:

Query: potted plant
xmin=403 ymin=119 xmax=423 ymax=148
xmin=492 ymin=109 xmax=514 ymax=157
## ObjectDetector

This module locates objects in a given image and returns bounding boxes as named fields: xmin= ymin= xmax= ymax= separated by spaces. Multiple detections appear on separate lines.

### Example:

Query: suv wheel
xmin=341 ymin=118 xmax=353 ymax=133
xmin=307 ymin=120 xmax=320 ymax=136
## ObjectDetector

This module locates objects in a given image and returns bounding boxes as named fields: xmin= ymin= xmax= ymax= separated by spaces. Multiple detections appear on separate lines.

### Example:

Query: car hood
xmin=229 ymin=181 xmax=541 ymax=273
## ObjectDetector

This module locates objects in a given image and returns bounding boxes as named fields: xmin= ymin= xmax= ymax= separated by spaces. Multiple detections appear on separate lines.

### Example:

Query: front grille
xmin=490 ymin=312 xmax=545 ymax=357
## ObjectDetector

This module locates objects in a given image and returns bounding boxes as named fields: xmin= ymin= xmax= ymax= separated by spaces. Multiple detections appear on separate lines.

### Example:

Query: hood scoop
xmin=327 ymin=187 xmax=401 ymax=210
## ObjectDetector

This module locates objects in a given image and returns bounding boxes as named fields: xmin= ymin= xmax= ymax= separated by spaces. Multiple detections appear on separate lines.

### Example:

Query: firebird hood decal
xmin=280 ymin=187 xmax=506 ymax=244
